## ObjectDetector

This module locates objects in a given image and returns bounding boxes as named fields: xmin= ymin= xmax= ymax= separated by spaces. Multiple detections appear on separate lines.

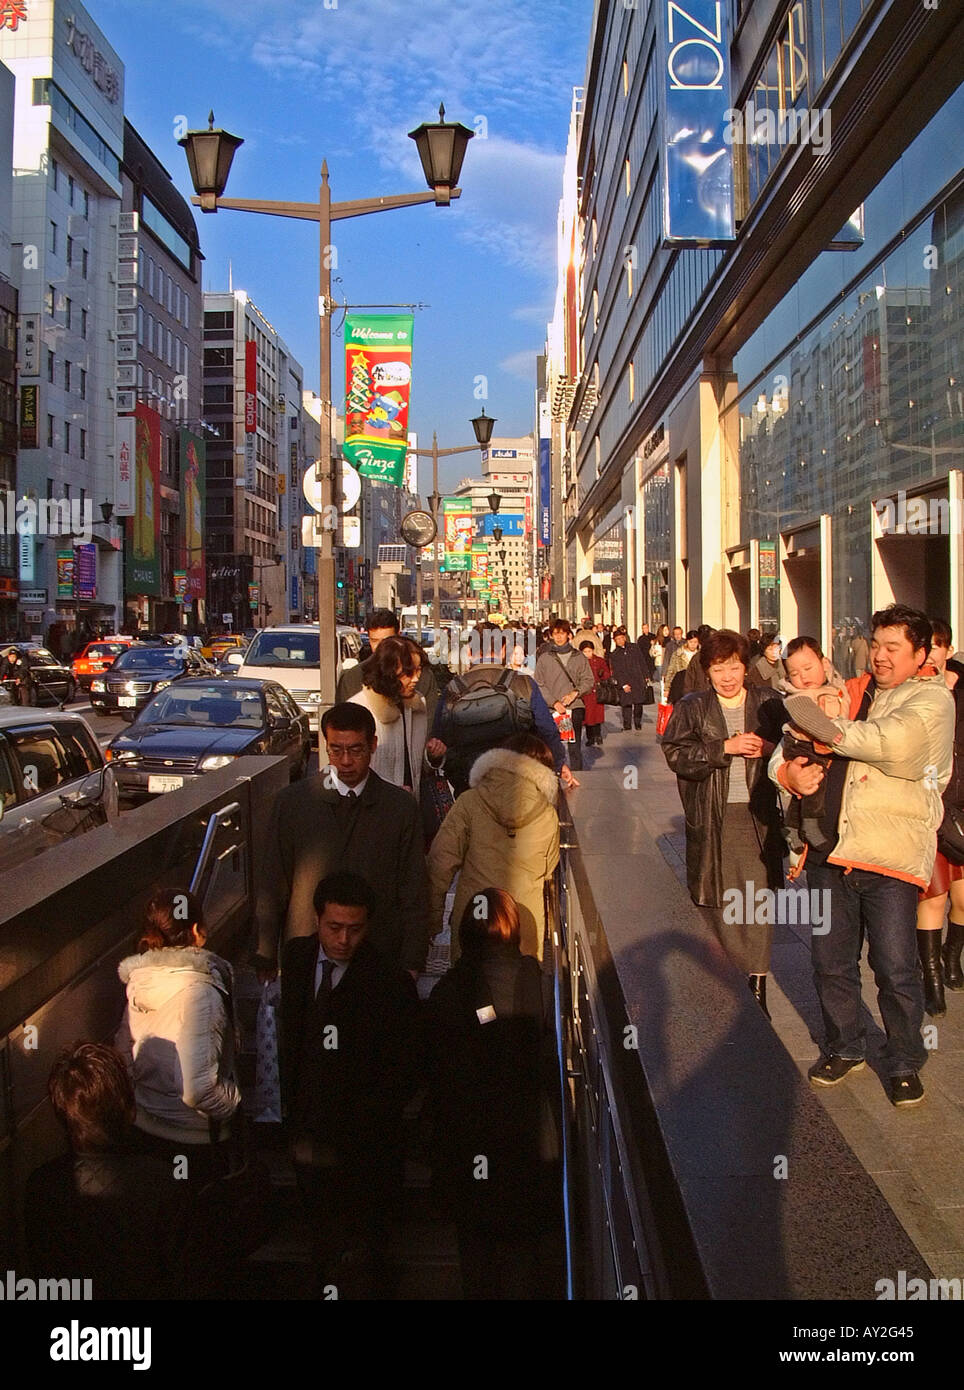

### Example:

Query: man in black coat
xmin=253 ymin=703 xmax=430 ymax=977
xmin=281 ymin=871 xmax=420 ymax=1294
xmin=610 ymin=626 xmax=650 ymax=730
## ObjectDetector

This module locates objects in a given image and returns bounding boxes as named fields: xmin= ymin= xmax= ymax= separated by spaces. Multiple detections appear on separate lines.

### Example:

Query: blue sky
xmin=93 ymin=0 xmax=592 ymax=495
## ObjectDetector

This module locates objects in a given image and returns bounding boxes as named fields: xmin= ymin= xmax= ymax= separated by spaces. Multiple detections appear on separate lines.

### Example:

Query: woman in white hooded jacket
xmin=348 ymin=635 xmax=430 ymax=797
xmin=115 ymin=887 xmax=240 ymax=1181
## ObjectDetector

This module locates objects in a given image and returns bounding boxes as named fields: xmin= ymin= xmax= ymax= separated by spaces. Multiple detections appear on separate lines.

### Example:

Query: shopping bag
xmin=552 ymin=709 xmax=575 ymax=742
xmin=421 ymin=766 xmax=455 ymax=850
xmin=655 ymin=702 xmax=674 ymax=737
xmin=254 ymin=978 xmax=282 ymax=1123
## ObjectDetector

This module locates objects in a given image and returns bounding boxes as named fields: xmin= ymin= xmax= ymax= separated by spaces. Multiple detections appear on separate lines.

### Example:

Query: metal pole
xmin=317 ymin=163 xmax=336 ymax=763
xmin=430 ymin=431 xmax=439 ymax=640
xmin=415 ymin=553 xmax=424 ymax=637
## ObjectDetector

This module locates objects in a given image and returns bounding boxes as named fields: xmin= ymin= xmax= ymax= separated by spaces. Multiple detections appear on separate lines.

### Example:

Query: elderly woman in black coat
xmin=660 ymin=629 xmax=786 ymax=1016
xmin=609 ymin=626 xmax=650 ymax=730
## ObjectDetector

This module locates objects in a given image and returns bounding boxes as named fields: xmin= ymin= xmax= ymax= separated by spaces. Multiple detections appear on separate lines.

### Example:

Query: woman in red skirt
xmin=580 ymin=640 xmax=610 ymax=748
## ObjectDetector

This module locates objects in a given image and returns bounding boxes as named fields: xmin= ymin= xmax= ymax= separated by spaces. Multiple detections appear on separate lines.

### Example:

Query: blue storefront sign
xmin=75 ymin=544 xmax=97 ymax=601
xmin=290 ymin=575 xmax=300 ymax=611
xmin=479 ymin=513 xmax=524 ymax=537
xmin=659 ymin=0 xmax=735 ymax=245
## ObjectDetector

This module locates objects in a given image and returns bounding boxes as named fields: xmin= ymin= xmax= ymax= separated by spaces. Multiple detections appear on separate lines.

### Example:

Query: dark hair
xmin=501 ymin=731 xmax=555 ymax=770
xmin=550 ymin=619 xmax=572 ymax=636
xmin=696 ymin=624 xmax=715 ymax=642
xmin=747 ymin=628 xmax=761 ymax=644
xmin=930 ymin=619 xmax=952 ymax=648
xmin=613 ymin=625 xmax=628 ymax=638
xmin=579 ymin=640 xmax=595 ymax=653
xmin=871 ymin=604 xmax=932 ymax=656
xmin=699 ymin=628 xmax=749 ymax=672
xmin=367 ymin=609 xmax=399 ymax=634
xmin=321 ymin=702 xmax=376 ymax=741
xmin=365 ymin=635 xmax=421 ymax=699
xmin=139 ymin=887 xmax=203 ymax=952
xmin=785 ymin=635 xmax=824 ymax=660
xmin=48 ymin=1042 xmax=135 ymax=1152
xmin=313 ymin=870 xmax=376 ymax=918
xmin=458 ymin=887 xmax=521 ymax=954
xmin=685 ymin=630 xmax=699 ymax=641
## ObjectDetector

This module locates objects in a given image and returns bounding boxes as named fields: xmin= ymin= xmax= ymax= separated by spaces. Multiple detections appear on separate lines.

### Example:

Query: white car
xmin=238 ymin=624 xmax=362 ymax=733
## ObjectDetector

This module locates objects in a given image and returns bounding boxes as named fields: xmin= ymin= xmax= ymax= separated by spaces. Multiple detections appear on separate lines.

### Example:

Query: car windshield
xmin=140 ymin=686 xmax=264 ymax=728
xmin=245 ymin=632 xmax=320 ymax=668
xmin=29 ymin=650 xmax=59 ymax=666
xmin=115 ymin=650 xmax=183 ymax=671
xmin=87 ymin=643 xmax=127 ymax=659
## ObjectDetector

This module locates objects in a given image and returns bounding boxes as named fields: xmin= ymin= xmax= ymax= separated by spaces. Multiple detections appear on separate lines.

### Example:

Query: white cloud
xmin=500 ymin=348 xmax=540 ymax=383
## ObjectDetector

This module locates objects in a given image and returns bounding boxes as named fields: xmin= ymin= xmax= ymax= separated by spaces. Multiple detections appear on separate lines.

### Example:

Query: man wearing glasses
xmin=253 ymin=703 xmax=430 ymax=979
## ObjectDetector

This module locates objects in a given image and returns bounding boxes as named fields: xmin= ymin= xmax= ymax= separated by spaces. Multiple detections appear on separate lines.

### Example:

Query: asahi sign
xmin=658 ymin=0 xmax=734 ymax=245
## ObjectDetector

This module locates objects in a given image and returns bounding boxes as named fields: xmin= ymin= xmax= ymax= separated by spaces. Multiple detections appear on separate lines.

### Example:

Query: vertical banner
xmin=245 ymin=339 xmax=257 ymax=490
xmin=759 ymin=539 xmax=777 ymax=589
xmin=441 ymin=497 xmax=473 ymax=571
xmin=115 ymin=414 xmax=136 ymax=516
xmin=57 ymin=550 xmax=74 ymax=598
xmin=658 ymin=0 xmax=735 ymax=245
xmin=180 ymin=429 xmax=206 ymax=602
xmin=125 ymin=403 xmax=161 ymax=596
xmin=343 ymin=314 xmax=413 ymax=485
xmin=538 ymin=400 xmax=551 ymax=548
xmin=19 ymin=385 xmax=38 ymax=448
xmin=75 ymin=544 xmax=97 ymax=601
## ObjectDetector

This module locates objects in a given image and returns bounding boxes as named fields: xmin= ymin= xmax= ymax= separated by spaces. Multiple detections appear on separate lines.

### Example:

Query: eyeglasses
xmin=326 ymin=742 xmax=369 ymax=760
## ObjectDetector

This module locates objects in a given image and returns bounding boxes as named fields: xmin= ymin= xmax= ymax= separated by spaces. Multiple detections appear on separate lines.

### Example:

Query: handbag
xmin=595 ymin=675 xmax=621 ymax=705
xmin=421 ymin=765 xmax=455 ymax=849
xmin=655 ymin=702 xmax=674 ymax=737
xmin=254 ymin=979 xmax=282 ymax=1124
xmin=938 ymin=806 xmax=964 ymax=866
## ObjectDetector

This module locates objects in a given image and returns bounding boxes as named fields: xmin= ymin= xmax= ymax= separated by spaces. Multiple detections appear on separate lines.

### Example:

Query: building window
xmin=49 ymin=221 xmax=58 ymax=255
xmin=64 ymin=297 xmax=71 ymax=330
xmin=81 ymin=248 xmax=88 ymax=278
xmin=68 ymin=174 xmax=75 ymax=206
xmin=592 ymin=288 xmax=599 ymax=331
xmin=47 ymin=416 xmax=54 ymax=447
xmin=628 ymin=362 xmax=635 ymax=403
xmin=81 ymin=308 xmax=87 ymax=337
xmin=80 ymin=429 xmax=86 ymax=459
xmin=50 ymin=157 xmax=58 ymax=192
xmin=80 ymin=368 xmax=86 ymax=399
xmin=45 ymin=285 xmax=55 ymax=316
xmin=623 ymin=56 xmax=629 ymax=97
xmin=627 ymin=259 xmax=633 ymax=297
xmin=47 ymin=350 xmax=54 ymax=383
xmin=64 ymin=360 xmax=70 ymax=392
xmin=183 ymin=298 xmax=189 ymax=331
xmin=66 ymin=235 xmax=73 ymax=266
xmin=83 ymin=190 xmax=90 ymax=218
xmin=137 ymin=306 xmax=144 ymax=344
xmin=64 ymin=422 xmax=70 ymax=454
xmin=625 ymin=158 xmax=631 ymax=197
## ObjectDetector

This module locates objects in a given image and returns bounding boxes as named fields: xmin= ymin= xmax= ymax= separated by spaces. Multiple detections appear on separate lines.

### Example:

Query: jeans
xmin=806 ymin=861 xmax=926 ymax=1076
xmin=621 ymin=703 xmax=644 ymax=730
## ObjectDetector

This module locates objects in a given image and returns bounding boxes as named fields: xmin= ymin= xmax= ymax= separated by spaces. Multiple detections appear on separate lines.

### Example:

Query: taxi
xmin=71 ymin=637 xmax=134 ymax=691
xmin=201 ymin=633 xmax=246 ymax=662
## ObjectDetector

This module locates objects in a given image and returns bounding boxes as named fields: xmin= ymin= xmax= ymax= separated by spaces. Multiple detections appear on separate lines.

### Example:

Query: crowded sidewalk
xmin=567 ymin=704 xmax=964 ymax=1282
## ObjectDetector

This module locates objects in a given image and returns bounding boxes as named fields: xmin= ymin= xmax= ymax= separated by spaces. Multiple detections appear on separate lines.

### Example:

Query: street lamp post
xmin=408 ymin=408 xmax=495 ymax=635
xmin=180 ymin=107 xmax=473 ymax=727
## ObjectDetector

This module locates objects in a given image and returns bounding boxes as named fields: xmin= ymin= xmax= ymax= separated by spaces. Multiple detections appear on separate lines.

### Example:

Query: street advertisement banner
xmin=245 ymin=339 xmax=257 ymax=490
xmin=115 ymin=414 xmax=135 ymax=515
xmin=57 ymin=550 xmax=74 ymax=598
xmin=75 ymin=544 xmax=97 ymax=601
xmin=343 ymin=314 xmax=413 ymax=485
xmin=658 ymin=0 xmax=735 ymax=245
xmin=759 ymin=539 xmax=777 ymax=589
xmin=125 ymin=403 xmax=161 ymax=596
xmin=479 ymin=513 xmax=524 ymax=537
xmin=442 ymin=496 xmax=472 ymax=571
xmin=19 ymin=385 xmax=38 ymax=448
xmin=538 ymin=430 xmax=551 ymax=547
xmin=174 ymin=571 xmax=188 ymax=605
xmin=180 ymin=429 xmax=206 ymax=601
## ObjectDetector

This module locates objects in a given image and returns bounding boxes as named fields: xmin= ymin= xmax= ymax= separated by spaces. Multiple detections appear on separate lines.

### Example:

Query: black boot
xmin=748 ymin=974 xmax=770 ymax=1019
xmin=943 ymin=920 xmax=964 ymax=991
xmin=917 ymin=929 xmax=946 ymax=1017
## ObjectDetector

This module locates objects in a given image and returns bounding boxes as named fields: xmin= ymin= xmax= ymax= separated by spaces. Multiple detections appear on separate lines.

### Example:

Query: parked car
xmin=70 ymin=637 xmax=135 ymax=691
xmin=201 ymin=633 xmax=246 ymax=662
xmin=0 ymin=644 xmax=77 ymax=706
xmin=105 ymin=678 xmax=311 ymax=799
xmin=0 ymin=708 xmax=118 ymax=873
xmin=90 ymin=645 xmax=219 ymax=720
xmin=237 ymin=624 xmax=362 ymax=733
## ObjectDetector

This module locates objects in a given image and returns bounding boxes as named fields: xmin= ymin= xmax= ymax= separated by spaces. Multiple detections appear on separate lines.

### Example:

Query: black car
xmin=105 ymin=678 xmax=312 ymax=799
xmin=0 ymin=644 xmax=76 ymax=706
xmin=90 ymin=645 xmax=218 ymax=719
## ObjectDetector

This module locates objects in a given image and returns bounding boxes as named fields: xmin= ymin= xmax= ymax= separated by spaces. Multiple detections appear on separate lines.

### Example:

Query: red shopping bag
xmin=552 ymin=709 xmax=575 ymax=742
xmin=655 ymin=702 xmax=674 ymax=736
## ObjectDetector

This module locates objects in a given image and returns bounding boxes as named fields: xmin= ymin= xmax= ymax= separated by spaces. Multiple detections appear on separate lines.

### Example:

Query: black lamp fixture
xmin=178 ymin=111 xmax=245 ymax=212
xmin=428 ymin=489 xmax=441 ymax=517
xmin=408 ymin=103 xmax=475 ymax=207
xmin=487 ymin=492 xmax=501 ymax=515
xmin=498 ymin=547 xmax=507 ymax=564
xmin=492 ymin=525 xmax=503 ymax=544
xmin=471 ymin=408 xmax=496 ymax=446
xmin=99 ymin=500 xmax=114 ymax=524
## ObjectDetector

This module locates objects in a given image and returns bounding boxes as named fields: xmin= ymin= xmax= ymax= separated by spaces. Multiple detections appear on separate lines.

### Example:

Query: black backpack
xmin=438 ymin=667 xmax=534 ymax=753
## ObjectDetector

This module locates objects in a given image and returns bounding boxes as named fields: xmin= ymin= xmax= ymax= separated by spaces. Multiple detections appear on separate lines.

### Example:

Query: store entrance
xmin=874 ymin=532 xmax=950 ymax=619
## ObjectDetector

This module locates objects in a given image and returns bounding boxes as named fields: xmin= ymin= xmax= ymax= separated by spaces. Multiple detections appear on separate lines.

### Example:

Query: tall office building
xmin=0 ymin=59 xmax=16 ymax=638
xmin=1 ymin=0 xmax=124 ymax=641
xmin=548 ymin=0 xmax=963 ymax=654
xmin=453 ymin=435 xmax=534 ymax=618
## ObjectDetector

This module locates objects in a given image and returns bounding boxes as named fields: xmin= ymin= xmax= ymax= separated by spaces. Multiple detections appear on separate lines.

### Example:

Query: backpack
xmin=438 ymin=667 xmax=534 ymax=753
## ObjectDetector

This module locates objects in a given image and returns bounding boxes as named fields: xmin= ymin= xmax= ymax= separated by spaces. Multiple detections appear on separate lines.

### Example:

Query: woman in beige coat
xmin=428 ymin=733 xmax=560 ymax=961
xmin=349 ymin=636 xmax=428 ymax=797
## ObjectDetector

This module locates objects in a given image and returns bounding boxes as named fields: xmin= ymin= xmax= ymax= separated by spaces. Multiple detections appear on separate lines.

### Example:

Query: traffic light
xmin=336 ymin=579 xmax=345 ymax=590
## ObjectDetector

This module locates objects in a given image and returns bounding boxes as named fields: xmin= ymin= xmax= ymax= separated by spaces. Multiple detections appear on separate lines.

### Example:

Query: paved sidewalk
xmin=567 ymin=707 xmax=964 ymax=1282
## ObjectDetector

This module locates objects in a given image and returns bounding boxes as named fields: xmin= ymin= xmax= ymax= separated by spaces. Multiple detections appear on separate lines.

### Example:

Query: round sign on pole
xmin=303 ymin=461 xmax=362 ymax=513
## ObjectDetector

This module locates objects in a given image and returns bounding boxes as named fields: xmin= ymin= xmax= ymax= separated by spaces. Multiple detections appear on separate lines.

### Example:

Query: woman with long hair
xmin=349 ymin=634 xmax=429 ymax=797
xmin=115 ymin=888 xmax=240 ymax=1183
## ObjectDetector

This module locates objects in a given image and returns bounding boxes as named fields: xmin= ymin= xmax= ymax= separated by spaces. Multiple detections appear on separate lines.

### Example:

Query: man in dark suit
xmin=281 ymin=871 xmax=420 ymax=1295
xmin=335 ymin=607 xmax=446 ymax=722
xmin=253 ymin=702 xmax=430 ymax=976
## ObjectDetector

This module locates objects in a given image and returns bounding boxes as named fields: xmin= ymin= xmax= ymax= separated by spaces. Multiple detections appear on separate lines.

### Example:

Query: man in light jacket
xmin=771 ymin=604 xmax=954 ymax=1107
xmin=534 ymin=619 xmax=595 ymax=772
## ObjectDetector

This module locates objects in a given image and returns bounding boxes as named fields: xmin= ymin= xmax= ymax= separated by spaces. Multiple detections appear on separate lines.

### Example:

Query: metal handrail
xmin=550 ymin=816 xmax=576 ymax=1300
xmin=189 ymin=801 xmax=240 ymax=896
